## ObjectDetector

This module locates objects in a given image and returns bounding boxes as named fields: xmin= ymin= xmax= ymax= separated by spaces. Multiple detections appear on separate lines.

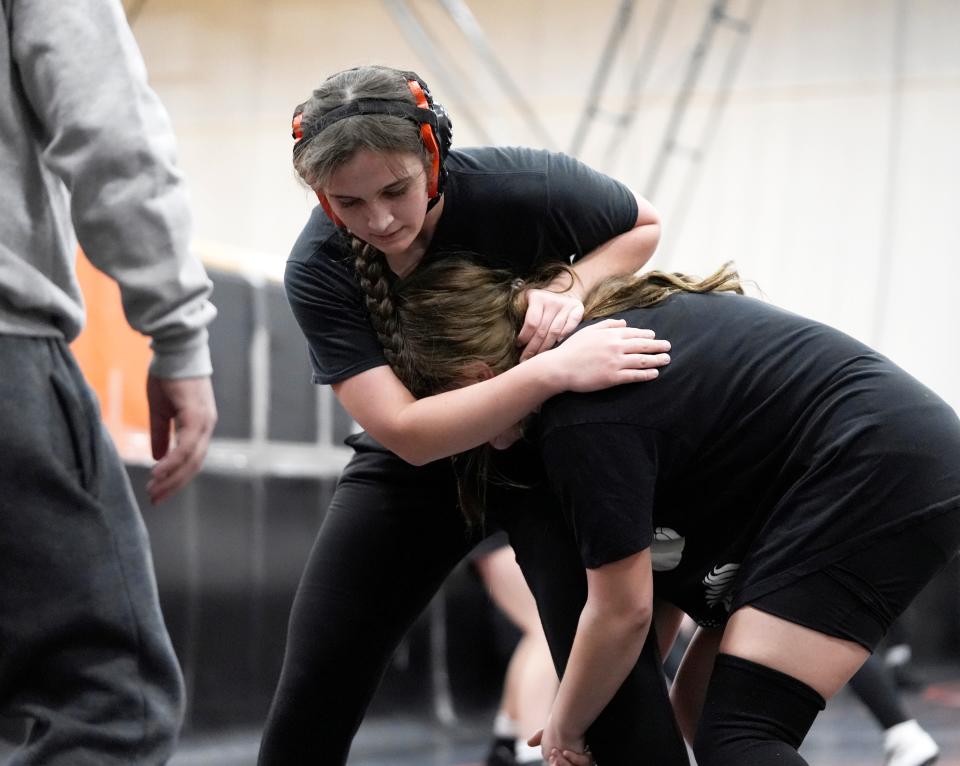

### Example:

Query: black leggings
xmin=258 ymin=437 xmax=688 ymax=765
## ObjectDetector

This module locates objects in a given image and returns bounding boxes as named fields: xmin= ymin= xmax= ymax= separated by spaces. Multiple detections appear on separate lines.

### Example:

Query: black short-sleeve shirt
xmin=285 ymin=146 xmax=638 ymax=385
xmin=539 ymin=292 xmax=960 ymax=627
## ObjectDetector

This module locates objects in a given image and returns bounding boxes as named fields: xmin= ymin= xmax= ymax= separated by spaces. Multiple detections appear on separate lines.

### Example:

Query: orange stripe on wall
xmin=71 ymin=248 xmax=152 ymax=459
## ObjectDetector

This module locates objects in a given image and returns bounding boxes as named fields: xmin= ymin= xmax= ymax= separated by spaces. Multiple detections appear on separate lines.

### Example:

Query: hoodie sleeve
xmin=9 ymin=0 xmax=215 ymax=377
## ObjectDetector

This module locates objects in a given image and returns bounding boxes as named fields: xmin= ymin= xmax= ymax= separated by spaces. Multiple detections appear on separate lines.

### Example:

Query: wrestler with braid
xmin=259 ymin=65 xmax=688 ymax=765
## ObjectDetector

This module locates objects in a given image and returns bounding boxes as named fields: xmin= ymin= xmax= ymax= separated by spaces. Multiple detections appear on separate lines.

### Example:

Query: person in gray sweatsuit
xmin=0 ymin=1 xmax=217 ymax=763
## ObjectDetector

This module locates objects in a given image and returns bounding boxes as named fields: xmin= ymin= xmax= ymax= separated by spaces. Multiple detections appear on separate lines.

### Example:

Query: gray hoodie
xmin=0 ymin=0 xmax=214 ymax=378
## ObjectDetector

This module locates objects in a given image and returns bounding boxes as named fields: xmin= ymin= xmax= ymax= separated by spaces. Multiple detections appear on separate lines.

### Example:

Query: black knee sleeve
xmin=693 ymin=653 xmax=826 ymax=766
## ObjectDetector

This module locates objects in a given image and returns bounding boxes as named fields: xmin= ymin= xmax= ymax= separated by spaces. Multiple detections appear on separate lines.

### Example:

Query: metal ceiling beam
xmin=601 ymin=0 xmax=675 ymax=171
xmin=870 ymin=0 xmax=908 ymax=348
xmin=645 ymin=0 xmax=732 ymax=198
xmin=653 ymin=0 xmax=764 ymax=267
xmin=438 ymin=0 xmax=556 ymax=148
xmin=383 ymin=0 xmax=495 ymax=144
xmin=568 ymin=0 xmax=637 ymax=158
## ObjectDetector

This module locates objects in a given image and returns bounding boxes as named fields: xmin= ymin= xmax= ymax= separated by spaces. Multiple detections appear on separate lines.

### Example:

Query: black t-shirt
xmin=285 ymin=146 xmax=639 ymax=385
xmin=539 ymin=292 xmax=960 ymax=627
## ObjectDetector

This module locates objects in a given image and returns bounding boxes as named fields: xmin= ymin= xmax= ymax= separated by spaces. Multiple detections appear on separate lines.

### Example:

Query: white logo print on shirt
xmin=651 ymin=527 xmax=685 ymax=571
xmin=703 ymin=563 xmax=740 ymax=611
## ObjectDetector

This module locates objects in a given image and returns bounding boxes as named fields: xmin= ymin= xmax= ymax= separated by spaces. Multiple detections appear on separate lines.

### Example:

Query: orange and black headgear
xmin=292 ymin=70 xmax=453 ymax=227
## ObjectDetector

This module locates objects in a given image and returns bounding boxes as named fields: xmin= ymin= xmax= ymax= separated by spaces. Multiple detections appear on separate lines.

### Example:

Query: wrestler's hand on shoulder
xmin=519 ymin=287 xmax=585 ymax=362
xmin=547 ymin=318 xmax=671 ymax=391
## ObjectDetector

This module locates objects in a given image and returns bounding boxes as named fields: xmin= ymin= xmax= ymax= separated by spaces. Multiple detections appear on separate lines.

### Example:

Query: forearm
xmin=346 ymin=352 xmax=563 ymax=465
xmin=337 ymin=319 xmax=666 ymax=465
xmin=549 ymin=604 xmax=652 ymax=743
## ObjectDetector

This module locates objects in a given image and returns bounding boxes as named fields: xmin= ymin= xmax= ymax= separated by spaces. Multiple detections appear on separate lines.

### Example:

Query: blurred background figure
xmin=884 ymin=621 xmax=928 ymax=691
xmin=848 ymin=656 xmax=939 ymax=766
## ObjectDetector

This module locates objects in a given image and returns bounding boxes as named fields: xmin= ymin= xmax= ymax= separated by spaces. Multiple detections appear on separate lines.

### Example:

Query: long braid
xmin=353 ymin=237 xmax=492 ymax=525
xmin=352 ymin=237 xmax=406 ymax=374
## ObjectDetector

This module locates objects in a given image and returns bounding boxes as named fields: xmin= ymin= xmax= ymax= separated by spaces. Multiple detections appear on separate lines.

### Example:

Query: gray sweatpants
xmin=0 ymin=336 xmax=184 ymax=765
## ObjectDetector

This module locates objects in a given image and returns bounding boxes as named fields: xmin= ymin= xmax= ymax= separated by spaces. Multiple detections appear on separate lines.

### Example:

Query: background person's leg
xmin=849 ymin=654 xmax=912 ymax=729
xmin=848 ymin=655 xmax=940 ymax=766
xmin=258 ymin=448 xmax=476 ymax=765
xmin=883 ymin=619 xmax=926 ymax=690
xmin=670 ymin=625 xmax=724 ymax=743
xmin=474 ymin=544 xmax=559 ymax=765
xmin=0 ymin=338 xmax=183 ymax=766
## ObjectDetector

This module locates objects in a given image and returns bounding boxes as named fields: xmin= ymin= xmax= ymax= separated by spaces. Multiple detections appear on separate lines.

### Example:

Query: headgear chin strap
xmin=292 ymin=71 xmax=452 ymax=228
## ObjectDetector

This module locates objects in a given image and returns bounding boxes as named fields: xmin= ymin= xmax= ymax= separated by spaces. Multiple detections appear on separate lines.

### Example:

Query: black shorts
xmin=749 ymin=509 xmax=960 ymax=651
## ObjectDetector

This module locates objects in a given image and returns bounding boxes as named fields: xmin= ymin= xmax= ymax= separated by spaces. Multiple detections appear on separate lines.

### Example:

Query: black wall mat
xmin=265 ymin=282 xmax=318 ymax=443
xmin=207 ymin=270 xmax=255 ymax=439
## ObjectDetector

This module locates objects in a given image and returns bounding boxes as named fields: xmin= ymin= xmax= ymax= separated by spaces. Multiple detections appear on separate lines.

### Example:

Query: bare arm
xmin=538 ymin=549 xmax=655 ymax=760
xmin=334 ymin=320 xmax=669 ymax=465
xmin=334 ymin=193 xmax=666 ymax=464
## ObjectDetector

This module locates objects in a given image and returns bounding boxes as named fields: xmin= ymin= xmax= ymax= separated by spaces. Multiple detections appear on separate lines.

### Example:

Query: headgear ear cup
xmin=404 ymin=78 xmax=441 ymax=198
xmin=290 ymin=69 xmax=452 ymax=225
xmin=401 ymin=72 xmax=453 ymax=197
